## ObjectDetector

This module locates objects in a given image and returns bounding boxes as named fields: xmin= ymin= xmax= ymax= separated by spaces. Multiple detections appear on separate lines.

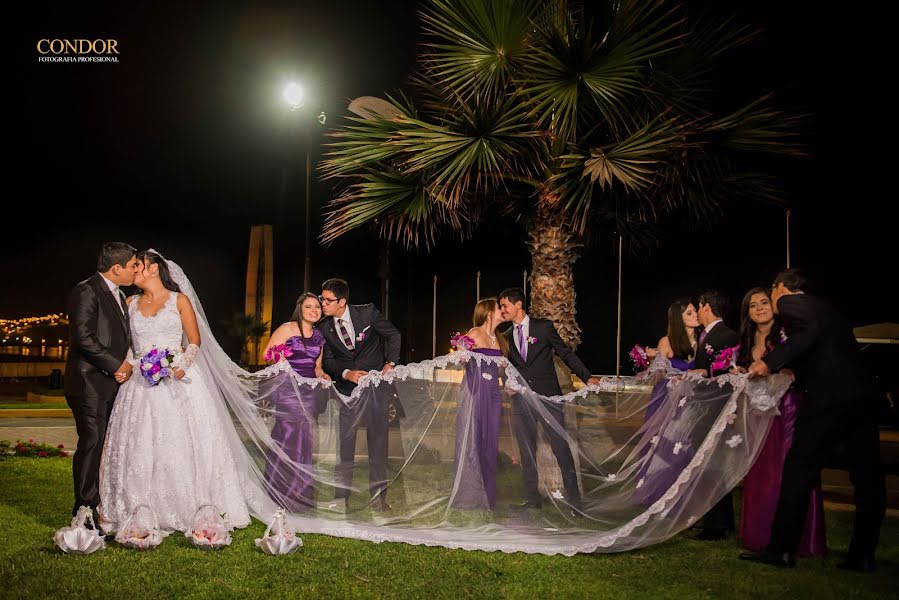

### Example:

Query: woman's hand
xmin=172 ymin=368 xmax=186 ymax=380
xmin=729 ymin=366 xmax=748 ymax=375
xmin=645 ymin=347 xmax=658 ymax=359
xmin=316 ymin=369 xmax=331 ymax=382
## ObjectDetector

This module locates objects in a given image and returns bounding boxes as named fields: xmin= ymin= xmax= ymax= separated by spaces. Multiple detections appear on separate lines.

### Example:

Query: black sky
xmin=9 ymin=1 xmax=894 ymax=371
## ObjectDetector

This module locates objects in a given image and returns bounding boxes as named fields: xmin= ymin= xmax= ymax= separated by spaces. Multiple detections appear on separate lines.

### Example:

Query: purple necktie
xmin=699 ymin=329 xmax=708 ymax=346
xmin=517 ymin=324 xmax=527 ymax=360
xmin=338 ymin=319 xmax=354 ymax=351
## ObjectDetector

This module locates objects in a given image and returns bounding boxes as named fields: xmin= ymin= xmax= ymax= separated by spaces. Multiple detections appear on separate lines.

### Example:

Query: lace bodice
xmin=129 ymin=292 xmax=184 ymax=356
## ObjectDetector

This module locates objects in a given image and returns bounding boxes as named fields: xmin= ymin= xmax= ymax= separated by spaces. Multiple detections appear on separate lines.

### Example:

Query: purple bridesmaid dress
xmin=451 ymin=348 xmax=503 ymax=510
xmin=740 ymin=388 xmax=827 ymax=556
xmin=264 ymin=330 xmax=325 ymax=511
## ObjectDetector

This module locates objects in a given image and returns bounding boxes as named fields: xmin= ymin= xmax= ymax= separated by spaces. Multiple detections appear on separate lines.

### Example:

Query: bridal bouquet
xmin=450 ymin=332 xmax=476 ymax=351
xmin=139 ymin=347 xmax=176 ymax=386
xmin=629 ymin=345 xmax=649 ymax=371
xmin=711 ymin=345 xmax=740 ymax=372
xmin=264 ymin=343 xmax=294 ymax=363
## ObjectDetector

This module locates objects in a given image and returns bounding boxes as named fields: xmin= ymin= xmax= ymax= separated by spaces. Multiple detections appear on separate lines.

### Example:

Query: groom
xmin=319 ymin=278 xmax=401 ymax=512
xmin=64 ymin=242 xmax=138 ymax=522
xmin=498 ymin=287 xmax=600 ymax=512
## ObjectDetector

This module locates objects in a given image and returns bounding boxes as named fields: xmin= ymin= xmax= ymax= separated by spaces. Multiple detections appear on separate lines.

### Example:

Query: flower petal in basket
xmin=115 ymin=504 xmax=165 ymax=550
xmin=186 ymin=505 xmax=232 ymax=550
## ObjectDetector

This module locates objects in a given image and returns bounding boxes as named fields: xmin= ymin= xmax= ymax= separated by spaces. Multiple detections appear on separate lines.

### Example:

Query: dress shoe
xmin=696 ymin=528 xmax=733 ymax=541
xmin=372 ymin=498 xmax=392 ymax=513
xmin=509 ymin=500 xmax=542 ymax=510
xmin=837 ymin=557 xmax=876 ymax=573
xmin=738 ymin=551 xmax=796 ymax=568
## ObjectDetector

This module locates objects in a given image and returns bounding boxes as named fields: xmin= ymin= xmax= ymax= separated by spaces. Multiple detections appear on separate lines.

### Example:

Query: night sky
xmin=9 ymin=1 xmax=894 ymax=372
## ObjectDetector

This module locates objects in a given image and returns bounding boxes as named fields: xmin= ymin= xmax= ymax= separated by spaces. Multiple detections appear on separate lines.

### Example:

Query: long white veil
xmin=166 ymin=258 xmax=792 ymax=555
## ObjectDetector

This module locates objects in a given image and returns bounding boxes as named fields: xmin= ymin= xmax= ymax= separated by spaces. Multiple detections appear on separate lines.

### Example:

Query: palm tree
xmin=224 ymin=313 xmax=270 ymax=367
xmin=321 ymin=0 xmax=802 ymax=350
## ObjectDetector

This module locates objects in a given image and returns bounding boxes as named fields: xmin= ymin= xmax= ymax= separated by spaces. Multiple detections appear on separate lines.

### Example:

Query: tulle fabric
xmin=100 ymin=258 xmax=793 ymax=555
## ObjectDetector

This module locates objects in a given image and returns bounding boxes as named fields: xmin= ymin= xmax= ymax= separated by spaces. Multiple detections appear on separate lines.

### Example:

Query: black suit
xmin=694 ymin=320 xmax=740 ymax=536
xmin=64 ymin=273 xmax=131 ymax=516
xmin=503 ymin=317 xmax=593 ymax=504
xmin=320 ymin=304 xmax=401 ymax=500
xmin=763 ymin=294 xmax=884 ymax=560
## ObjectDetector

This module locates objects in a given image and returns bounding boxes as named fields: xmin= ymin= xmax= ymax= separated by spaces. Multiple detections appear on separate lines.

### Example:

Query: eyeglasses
xmin=319 ymin=295 xmax=339 ymax=306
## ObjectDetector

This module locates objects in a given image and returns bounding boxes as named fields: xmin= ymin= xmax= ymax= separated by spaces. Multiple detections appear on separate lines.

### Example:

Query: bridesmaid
xmin=734 ymin=287 xmax=826 ymax=557
xmin=644 ymin=298 xmax=700 ymax=419
xmin=634 ymin=298 xmax=700 ymax=505
xmin=450 ymin=298 xmax=509 ymax=510
xmin=262 ymin=292 xmax=330 ymax=511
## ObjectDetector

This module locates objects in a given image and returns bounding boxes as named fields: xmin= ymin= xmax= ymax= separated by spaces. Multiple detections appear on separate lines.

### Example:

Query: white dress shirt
xmin=703 ymin=319 xmax=722 ymax=336
xmin=100 ymin=273 xmax=124 ymax=315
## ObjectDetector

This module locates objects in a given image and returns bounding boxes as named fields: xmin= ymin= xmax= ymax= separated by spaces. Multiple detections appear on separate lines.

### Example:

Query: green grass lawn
xmin=1 ymin=458 xmax=896 ymax=599
xmin=0 ymin=403 xmax=70 ymax=410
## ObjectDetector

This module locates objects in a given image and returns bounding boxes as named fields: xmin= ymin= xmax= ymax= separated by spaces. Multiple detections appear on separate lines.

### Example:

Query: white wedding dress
xmin=98 ymin=292 xmax=255 ymax=533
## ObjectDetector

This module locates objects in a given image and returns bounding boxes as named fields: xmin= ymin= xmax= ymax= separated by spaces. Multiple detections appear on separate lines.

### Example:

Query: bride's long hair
xmin=473 ymin=297 xmax=509 ymax=355
xmin=137 ymin=250 xmax=181 ymax=293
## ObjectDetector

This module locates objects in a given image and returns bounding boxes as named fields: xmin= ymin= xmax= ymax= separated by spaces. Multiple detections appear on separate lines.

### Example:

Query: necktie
xmin=118 ymin=289 xmax=128 ymax=314
xmin=699 ymin=329 xmax=708 ymax=346
xmin=517 ymin=324 xmax=527 ymax=360
xmin=338 ymin=318 xmax=354 ymax=351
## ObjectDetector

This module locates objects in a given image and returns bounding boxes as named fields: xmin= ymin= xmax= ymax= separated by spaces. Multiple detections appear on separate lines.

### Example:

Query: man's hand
xmin=687 ymin=368 xmax=708 ymax=377
xmin=747 ymin=360 xmax=770 ymax=379
xmin=381 ymin=363 xmax=395 ymax=374
xmin=587 ymin=377 xmax=602 ymax=386
xmin=345 ymin=370 xmax=367 ymax=384
xmin=114 ymin=360 xmax=133 ymax=384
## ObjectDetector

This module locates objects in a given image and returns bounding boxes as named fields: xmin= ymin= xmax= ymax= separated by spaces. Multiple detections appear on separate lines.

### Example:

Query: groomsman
xmin=690 ymin=290 xmax=740 ymax=541
xmin=498 ymin=288 xmax=601 ymax=513
xmin=742 ymin=269 xmax=885 ymax=571
xmin=319 ymin=278 xmax=401 ymax=512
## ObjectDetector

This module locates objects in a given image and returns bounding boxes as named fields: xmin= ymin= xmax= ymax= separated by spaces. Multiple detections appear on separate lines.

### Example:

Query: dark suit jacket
xmin=503 ymin=317 xmax=593 ymax=396
xmin=694 ymin=321 xmax=739 ymax=377
xmin=319 ymin=304 xmax=401 ymax=395
xmin=64 ymin=273 xmax=131 ymax=399
xmin=763 ymin=293 xmax=875 ymax=416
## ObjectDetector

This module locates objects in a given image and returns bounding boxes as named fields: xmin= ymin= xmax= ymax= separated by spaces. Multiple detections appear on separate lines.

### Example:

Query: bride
xmin=99 ymin=250 xmax=271 ymax=533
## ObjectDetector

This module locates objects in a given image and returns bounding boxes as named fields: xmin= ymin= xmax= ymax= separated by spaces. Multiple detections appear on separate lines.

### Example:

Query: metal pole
xmin=303 ymin=148 xmax=312 ymax=293
xmin=432 ymin=275 xmax=438 ymax=359
xmin=476 ymin=270 xmax=481 ymax=301
xmin=616 ymin=235 xmax=623 ymax=417
xmin=786 ymin=209 xmax=791 ymax=269
xmin=523 ymin=269 xmax=527 ymax=299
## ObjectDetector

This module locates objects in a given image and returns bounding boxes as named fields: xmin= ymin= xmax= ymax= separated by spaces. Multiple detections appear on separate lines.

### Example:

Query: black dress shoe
xmin=372 ymin=499 xmax=392 ymax=513
xmin=696 ymin=528 xmax=732 ymax=541
xmin=837 ymin=557 xmax=876 ymax=573
xmin=739 ymin=551 xmax=796 ymax=568
xmin=510 ymin=500 xmax=542 ymax=510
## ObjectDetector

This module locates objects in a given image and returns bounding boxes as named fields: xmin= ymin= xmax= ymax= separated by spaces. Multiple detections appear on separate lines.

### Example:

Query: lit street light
xmin=282 ymin=80 xmax=325 ymax=293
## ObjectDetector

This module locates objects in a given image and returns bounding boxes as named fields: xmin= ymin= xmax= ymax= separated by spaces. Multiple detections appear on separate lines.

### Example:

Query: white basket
xmin=186 ymin=505 xmax=232 ymax=550
xmin=54 ymin=506 xmax=106 ymax=554
xmin=255 ymin=509 xmax=302 ymax=555
xmin=115 ymin=504 xmax=165 ymax=550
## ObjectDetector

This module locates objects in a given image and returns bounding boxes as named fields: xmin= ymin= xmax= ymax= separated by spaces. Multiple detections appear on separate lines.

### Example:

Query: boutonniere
xmin=705 ymin=343 xmax=715 ymax=355
xmin=356 ymin=325 xmax=370 ymax=343
xmin=527 ymin=336 xmax=537 ymax=345
xmin=779 ymin=327 xmax=788 ymax=344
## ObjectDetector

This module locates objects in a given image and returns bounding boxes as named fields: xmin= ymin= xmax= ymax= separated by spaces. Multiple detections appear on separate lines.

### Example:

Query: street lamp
xmin=282 ymin=81 xmax=325 ymax=293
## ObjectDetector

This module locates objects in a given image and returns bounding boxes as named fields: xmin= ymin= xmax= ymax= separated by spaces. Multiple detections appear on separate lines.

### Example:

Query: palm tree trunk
xmin=526 ymin=201 xmax=585 ymax=499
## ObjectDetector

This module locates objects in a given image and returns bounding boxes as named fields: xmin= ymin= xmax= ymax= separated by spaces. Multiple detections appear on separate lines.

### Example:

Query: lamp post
xmin=283 ymin=81 xmax=326 ymax=293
